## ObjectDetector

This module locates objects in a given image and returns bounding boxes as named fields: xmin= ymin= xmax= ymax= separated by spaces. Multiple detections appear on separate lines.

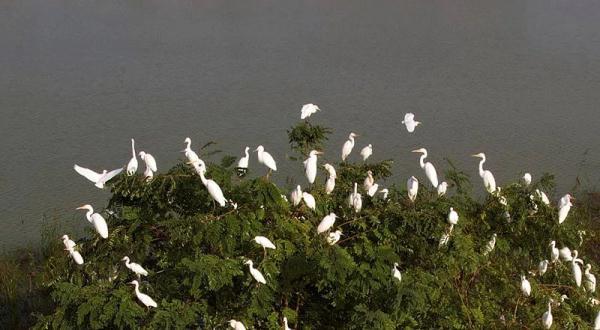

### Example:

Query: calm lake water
xmin=1 ymin=0 xmax=600 ymax=251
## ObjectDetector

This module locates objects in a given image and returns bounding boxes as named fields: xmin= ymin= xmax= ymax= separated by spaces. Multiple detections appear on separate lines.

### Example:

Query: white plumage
xmin=558 ymin=193 xmax=573 ymax=224
xmin=549 ymin=241 xmax=559 ymax=263
xmin=74 ymin=165 xmax=123 ymax=189
xmin=402 ymin=113 xmax=421 ymax=133
xmin=542 ymin=300 xmax=553 ymax=329
xmin=407 ymin=176 xmax=419 ymax=202
xmin=412 ymin=148 xmax=438 ymax=188
xmin=61 ymin=235 xmax=76 ymax=251
xmin=560 ymin=246 xmax=572 ymax=262
xmin=300 ymin=103 xmax=320 ymax=119
xmin=77 ymin=204 xmax=108 ymax=239
xmin=348 ymin=183 xmax=362 ymax=212
xmin=472 ymin=153 xmax=496 ymax=193
xmin=538 ymin=260 xmax=548 ymax=276
xmin=341 ymin=132 xmax=358 ymax=161
xmin=126 ymin=138 xmax=138 ymax=175
xmin=194 ymin=163 xmax=227 ymax=207
xmin=129 ymin=280 xmax=158 ymax=308
xmin=317 ymin=213 xmax=337 ymax=234
xmin=379 ymin=188 xmax=389 ymax=200
xmin=363 ymin=171 xmax=374 ymax=191
xmin=68 ymin=249 xmax=84 ymax=265
xmin=392 ymin=263 xmax=402 ymax=282
xmin=182 ymin=137 xmax=201 ymax=164
xmin=360 ymin=144 xmax=373 ymax=161
xmin=237 ymin=147 xmax=250 ymax=171
xmin=302 ymin=192 xmax=316 ymax=210
xmin=122 ymin=256 xmax=149 ymax=277
xmin=229 ymin=319 xmax=247 ymax=330
xmin=139 ymin=151 xmax=157 ymax=172
xmin=572 ymin=250 xmax=583 ymax=287
xmin=255 ymin=145 xmax=277 ymax=172
xmin=437 ymin=182 xmax=447 ymax=197
xmin=483 ymin=233 xmax=497 ymax=255
xmin=584 ymin=264 xmax=596 ymax=293
xmin=536 ymin=189 xmax=551 ymax=205
xmin=522 ymin=173 xmax=532 ymax=186
xmin=448 ymin=207 xmax=459 ymax=225
xmin=521 ymin=275 xmax=531 ymax=296
xmin=304 ymin=150 xmax=322 ymax=184
xmin=245 ymin=260 xmax=266 ymax=284
xmin=594 ymin=311 xmax=600 ymax=330
xmin=253 ymin=236 xmax=276 ymax=250
xmin=291 ymin=185 xmax=303 ymax=206
xmin=283 ymin=317 xmax=292 ymax=330
xmin=327 ymin=230 xmax=343 ymax=245
xmin=367 ymin=183 xmax=379 ymax=197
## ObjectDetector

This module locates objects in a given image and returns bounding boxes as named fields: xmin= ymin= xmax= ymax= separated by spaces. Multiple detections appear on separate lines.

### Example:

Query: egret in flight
xmin=437 ymin=181 xmax=448 ymax=197
xmin=360 ymin=144 xmax=373 ymax=161
xmin=237 ymin=147 xmax=250 ymax=176
xmin=229 ymin=319 xmax=247 ymax=330
xmin=558 ymin=194 xmax=573 ymax=224
xmin=318 ymin=213 xmax=337 ymax=234
xmin=402 ymin=113 xmax=421 ymax=133
xmin=584 ymin=264 xmax=596 ymax=293
xmin=182 ymin=137 xmax=201 ymax=164
xmin=129 ymin=280 xmax=157 ymax=309
xmin=290 ymin=185 xmax=303 ymax=206
xmin=304 ymin=150 xmax=323 ymax=184
xmin=341 ymin=132 xmax=359 ymax=161
xmin=126 ymin=139 xmax=138 ymax=175
xmin=302 ymin=192 xmax=316 ymax=210
xmin=392 ymin=263 xmax=402 ymax=282
xmin=521 ymin=275 xmax=531 ymax=296
xmin=327 ymin=230 xmax=343 ymax=245
xmin=323 ymin=164 xmax=337 ymax=194
xmin=74 ymin=165 xmax=123 ymax=189
xmin=122 ymin=256 xmax=149 ymax=277
xmin=407 ymin=176 xmax=419 ymax=202
xmin=542 ymin=299 xmax=553 ymax=329
xmin=245 ymin=260 xmax=266 ymax=284
xmin=76 ymin=204 xmax=108 ymax=239
xmin=194 ymin=162 xmax=226 ymax=207
xmin=255 ymin=145 xmax=277 ymax=177
xmin=300 ymin=103 xmax=320 ymax=119
xmin=472 ymin=153 xmax=496 ymax=193
xmin=412 ymin=148 xmax=438 ymax=188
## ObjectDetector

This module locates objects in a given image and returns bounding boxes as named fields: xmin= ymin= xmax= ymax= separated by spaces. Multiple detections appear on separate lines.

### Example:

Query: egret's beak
xmin=316 ymin=151 xmax=324 ymax=155
xmin=411 ymin=150 xmax=420 ymax=153
xmin=180 ymin=149 xmax=187 ymax=153
xmin=76 ymin=206 xmax=86 ymax=210
xmin=254 ymin=149 xmax=259 ymax=152
xmin=471 ymin=154 xmax=479 ymax=157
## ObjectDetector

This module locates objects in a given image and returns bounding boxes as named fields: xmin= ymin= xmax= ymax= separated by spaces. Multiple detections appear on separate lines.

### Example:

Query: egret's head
xmin=330 ymin=212 xmax=337 ymax=218
xmin=254 ymin=145 xmax=264 ymax=152
xmin=229 ymin=320 xmax=238 ymax=327
xmin=139 ymin=151 xmax=146 ymax=158
xmin=244 ymin=146 xmax=250 ymax=152
xmin=415 ymin=121 xmax=422 ymax=126
xmin=492 ymin=233 xmax=497 ymax=238
xmin=471 ymin=152 xmax=485 ymax=159
xmin=449 ymin=207 xmax=454 ymax=212
xmin=349 ymin=132 xmax=359 ymax=138
xmin=309 ymin=150 xmax=323 ymax=156
xmin=128 ymin=280 xmax=139 ymax=285
xmin=76 ymin=204 xmax=92 ymax=211
xmin=411 ymin=148 xmax=426 ymax=154
xmin=586 ymin=264 xmax=592 ymax=271
xmin=409 ymin=176 xmax=418 ymax=181
xmin=184 ymin=137 xmax=191 ymax=144
xmin=367 ymin=144 xmax=372 ymax=148
xmin=549 ymin=240 xmax=555 ymax=247
xmin=520 ymin=275 xmax=525 ymax=280
xmin=121 ymin=256 xmax=129 ymax=262
xmin=394 ymin=262 xmax=399 ymax=267
xmin=61 ymin=235 xmax=69 ymax=240
xmin=367 ymin=170 xmax=373 ymax=176
xmin=380 ymin=188 xmax=389 ymax=193
xmin=244 ymin=260 xmax=253 ymax=266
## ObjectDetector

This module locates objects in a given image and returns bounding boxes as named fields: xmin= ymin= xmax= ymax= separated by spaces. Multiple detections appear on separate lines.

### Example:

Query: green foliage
xmin=31 ymin=122 xmax=600 ymax=329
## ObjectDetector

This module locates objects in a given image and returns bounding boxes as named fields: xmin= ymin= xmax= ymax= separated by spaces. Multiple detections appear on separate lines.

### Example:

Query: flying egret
xmin=194 ymin=162 xmax=227 ymax=207
xmin=76 ymin=204 xmax=108 ymax=239
xmin=584 ymin=264 xmax=596 ymax=293
xmin=229 ymin=319 xmax=247 ymax=330
xmin=304 ymin=150 xmax=322 ymax=184
xmin=483 ymin=233 xmax=497 ymax=255
xmin=437 ymin=182 xmax=448 ymax=197
xmin=522 ymin=173 xmax=532 ymax=186
xmin=539 ymin=260 xmax=549 ymax=276
xmin=412 ymin=148 xmax=438 ymax=188
xmin=572 ymin=250 xmax=583 ymax=287
xmin=66 ymin=247 xmax=84 ymax=265
xmin=448 ymin=207 xmax=459 ymax=225
xmin=318 ymin=213 xmax=337 ymax=234
xmin=360 ymin=144 xmax=373 ymax=161
xmin=363 ymin=171 xmax=374 ymax=191
xmin=471 ymin=153 xmax=496 ymax=193
xmin=402 ymin=113 xmax=421 ymax=133
xmin=560 ymin=246 xmax=573 ymax=262
xmin=542 ymin=299 xmax=553 ymax=329
xmin=253 ymin=236 xmax=276 ymax=251
xmin=126 ymin=139 xmax=138 ymax=175
xmin=139 ymin=151 xmax=157 ymax=172
xmin=379 ymin=188 xmax=389 ymax=200
xmin=300 ymin=103 xmax=320 ymax=119
xmin=74 ymin=165 xmax=123 ymax=189
xmin=255 ymin=145 xmax=277 ymax=177
xmin=558 ymin=194 xmax=573 ymax=224
xmin=536 ymin=189 xmax=551 ymax=205
xmin=549 ymin=241 xmax=559 ymax=263
xmin=341 ymin=132 xmax=358 ymax=161
xmin=392 ymin=263 xmax=402 ymax=282
xmin=302 ymin=192 xmax=316 ymax=210
xmin=283 ymin=317 xmax=292 ymax=330
xmin=323 ymin=164 xmax=337 ymax=194
xmin=367 ymin=183 xmax=379 ymax=197
xmin=244 ymin=260 xmax=266 ymax=284
xmin=521 ymin=275 xmax=531 ymax=296
xmin=237 ymin=147 xmax=250 ymax=176
xmin=407 ymin=176 xmax=419 ymax=202
xmin=182 ymin=137 xmax=201 ymax=164
xmin=122 ymin=256 xmax=149 ymax=277
xmin=291 ymin=185 xmax=303 ymax=206
xmin=61 ymin=235 xmax=76 ymax=251
xmin=129 ymin=280 xmax=157 ymax=309
xmin=327 ymin=230 xmax=343 ymax=245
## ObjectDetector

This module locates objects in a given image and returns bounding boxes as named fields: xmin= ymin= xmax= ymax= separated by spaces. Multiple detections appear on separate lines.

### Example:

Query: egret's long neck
xmin=199 ymin=170 xmax=208 ymax=186
xmin=419 ymin=153 xmax=426 ymax=168
xmin=86 ymin=209 xmax=93 ymax=222
xmin=125 ymin=259 xmax=131 ymax=268
xmin=478 ymin=158 xmax=485 ymax=177
xmin=244 ymin=149 xmax=249 ymax=158
xmin=185 ymin=140 xmax=191 ymax=151
xmin=354 ymin=183 xmax=357 ymax=194
xmin=349 ymin=136 xmax=355 ymax=147
xmin=134 ymin=283 xmax=140 ymax=295
xmin=131 ymin=140 xmax=136 ymax=157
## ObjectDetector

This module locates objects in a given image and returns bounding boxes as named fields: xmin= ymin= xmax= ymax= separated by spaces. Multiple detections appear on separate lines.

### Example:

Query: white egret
xmin=327 ymin=230 xmax=343 ymax=245
xmin=522 ymin=173 xmax=532 ymax=186
xmin=595 ymin=311 xmax=600 ymax=330
xmin=244 ymin=260 xmax=266 ymax=284
xmin=229 ymin=319 xmax=247 ymax=330
xmin=74 ymin=165 xmax=123 ymax=189
xmin=572 ymin=250 xmax=583 ymax=287
xmin=317 ymin=213 xmax=337 ymax=234
xmin=407 ymin=176 xmax=419 ymax=202
xmin=126 ymin=138 xmax=138 ymax=175
xmin=291 ymin=185 xmax=303 ymax=206
xmin=76 ymin=204 xmax=108 ymax=239
xmin=471 ymin=153 xmax=496 ymax=193
xmin=560 ymin=246 xmax=572 ymax=262
xmin=351 ymin=186 xmax=362 ymax=213
xmin=122 ymin=256 xmax=149 ymax=277
xmin=558 ymin=194 xmax=573 ymax=224
xmin=67 ymin=247 xmax=84 ymax=265
xmin=237 ymin=147 xmax=250 ymax=176
xmin=360 ymin=144 xmax=373 ymax=161
xmin=539 ymin=260 xmax=549 ymax=276
xmin=283 ymin=316 xmax=292 ymax=330
xmin=61 ymin=235 xmax=76 ymax=251
xmin=448 ymin=207 xmax=459 ymax=225
xmin=194 ymin=163 xmax=227 ymax=207
xmin=439 ymin=224 xmax=454 ymax=248
xmin=129 ymin=280 xmax=157 ymax=309
xmin=402 ymin=113 xmax=421 ymax=133
xmin=367 ymin=183 xmax=379 ymax=197
xmin=584 ymin=264 xmax=596 ymax=293
xmin=182 ymin=137 xmax=201 ymax=164
xmin=542 ymin=299 xmax=553 ymax=329
xmin=379 ymin=188 xmax=389 ymax=200
xmin=143 ymin=166 xmax=154 ymax=181
xmin=302 ymin=192 xmax=316 ymax=210
xmin=300 ymin=103 xmax=320 ymax=119
xmin=521 ymin=275 xmax=531 ymax=297
xmin=549 ymin=241 xmax=559 ymax=263
xmin=139 ymin=151 xmax=157 ymax=172
xmin=483 ymin=233 xmax=497 ymax=255
xmin=363 ymin=171 xmax=374 ymax=191
xmin=323 ymin=164 xmax=337 ymax=195
xmin=437 ymin=182 xmax=448 ymax=197
xmin=536 ymin=189 xmax=551 ymax=205
xmin=392 ymin=263 xmax=402 ymax=282
xmin=255 ymin=145 xmax=277 ymax=176
xmin=341 ymin=132 xmax=358 ymax=161
xmin=411 ymin=148 xmax=438 ymax=188
xmin=304 ymin=150 xmax=323 ymax=184
xmin=253 ymin=236 xmax=276 ymax=250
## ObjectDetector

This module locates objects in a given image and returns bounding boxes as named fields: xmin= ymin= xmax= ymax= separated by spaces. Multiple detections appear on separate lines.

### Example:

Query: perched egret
xmin=139 ymin=151 xmax=158 ymax=172
xmin=237 ymin=147 xmax=250 ymax=176
xmin=74 ymin=165 xmax=123 ymax=189
xmin=194 ymin=162 xmax=227 ymax=207
xmin=76 ymin=204 xmax=108 ymax=239
xmin=253 ymin=236 xmax=276 ymax=251
xmin=471 ymin=153 xmax=496 ymax=193
xmin=126 ymin=139 xmax=138 ymax=175
xmin=341 ymin=132 xmax=358 ymax=161
xmin=522 ymin=173 xmax=532 ymax=186
xmin=291 ymin=185 xmax=303 ymax=206
xmin=439 ymin=224 xmax=454 ymax=248
xmin=584 ymin=264 xmax=596 ymax=293
xmin=407 ymin=176 xmax=419 ymax=202
xmin=323 ymin=164 xmax=337 ymax=194
xmin=572 ymin=250 xmax=583 ymax=287
xmin=536 ymin=189 xmax=551 ymax=205
xmin=255 ymin=145 xmax=277 ymax=176
xmin=300 ymin=103 xmax=320 ymax=119
xmin=327 ymin=230 xmax=343 ymax=245
xmin=363 ymin=171 xmax=375 ymax=191
xmin=448 ymin=207 xmax=459 ymax=225
xmin=402 ymin=113 xmax=421 ymax=133
xmin=483 ymin=233 xmax=497 ymax=255
xmin=61 ymin=235 xmax=76 ymax=251
xmin=229 ymin=319 xmax=247 ymax=330
xmin=182 ymin=137 xmax=201 ymax=164
xmin=437 ymin=182 xmax=448 ymax=197
xmin=67 ymin=247 xmax=84 ymax=265
xmin=244 ymin=260 xmax=266 ymax=284
xmin=129 ymin=280 xmax=157 ymax=309
xmin=367 ymin=183 xmax=379 ymax=197
xmin=412 ymin=148 xmax=438 ymax=188
xmin=379 ymin=188 xmax=389 ymax=200
xmin=143 ymin=166 xmax=154 ymax=181
xmin=539 ymin=260 xmax=549 ymax=276
xmin=595 ymin=311 xmax=600 ymax=330
xmin=542 ymin=299 xmax=553 ymax=329
xmin=560 ymin=246 xmax=572 ymax=262
xmin=558 ymin=194 xmax=573 ymax=224
xmin=392 ymin=263 xmax=402 ymax=282
xmin=549 ymin=241 xmax=559 ymax=263
xmin=122 ymin=256 xmax=149 ymax=277
xmin=304 ymin=150 xmax=322 ymax=184
xmin=283 ymin=316 xmax=292 ymax=330
xmin=521 ymin=275 xmax=531 ymax=297
xmin=360 ymin=144 xmax=373 ymax=161
xmin=302 ymin=192 xmax=316 ymax=210
xmin=348 ymin=183 xmax=362 ymax=212
xmin=317 ymin=213 xmax=337 ymax=234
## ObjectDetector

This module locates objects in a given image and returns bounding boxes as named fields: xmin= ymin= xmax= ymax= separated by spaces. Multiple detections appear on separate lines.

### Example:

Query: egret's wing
xmin=146 ymin=154 xmax=158 ymax=172
xmin=102 ymin=168 xmax=123 ymax=183
xmin=74 ymin=165 xmax=102 ymax=183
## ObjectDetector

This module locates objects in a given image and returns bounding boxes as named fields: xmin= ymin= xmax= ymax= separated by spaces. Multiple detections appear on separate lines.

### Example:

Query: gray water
xmin=1 ymin=0 xmax=600 ymax=251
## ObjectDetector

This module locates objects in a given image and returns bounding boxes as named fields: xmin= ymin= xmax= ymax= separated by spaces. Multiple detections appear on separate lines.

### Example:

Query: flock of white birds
xmin=65 ymin=104 xmax=598 ymax=329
